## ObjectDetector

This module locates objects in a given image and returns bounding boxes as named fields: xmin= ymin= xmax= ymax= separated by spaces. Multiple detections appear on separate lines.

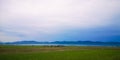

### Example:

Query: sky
xmin=0 ymin=0 xmax=120 ymax=42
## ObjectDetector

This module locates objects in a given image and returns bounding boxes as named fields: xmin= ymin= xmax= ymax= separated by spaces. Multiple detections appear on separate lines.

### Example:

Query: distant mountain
xmin=4 ymin=41 xmax=42 ymax=44
xmin=0 ymin=42 xmax=3 ymax=44
xmin=2 ymin=40 xmax=120 ymax=46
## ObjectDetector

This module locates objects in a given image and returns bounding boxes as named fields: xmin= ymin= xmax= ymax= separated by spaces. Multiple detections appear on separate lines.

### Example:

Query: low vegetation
xmin=0 ymin=45 xmax=120 ymax=60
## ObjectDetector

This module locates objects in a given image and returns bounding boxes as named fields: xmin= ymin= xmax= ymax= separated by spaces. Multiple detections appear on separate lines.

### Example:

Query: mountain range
xmin=0 ymin=41 xmax=120 ymax=45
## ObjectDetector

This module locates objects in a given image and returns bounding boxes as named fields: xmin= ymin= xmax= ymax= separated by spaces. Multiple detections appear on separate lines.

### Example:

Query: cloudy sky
xmin=0 ymin=0 xmax=120 ymax=42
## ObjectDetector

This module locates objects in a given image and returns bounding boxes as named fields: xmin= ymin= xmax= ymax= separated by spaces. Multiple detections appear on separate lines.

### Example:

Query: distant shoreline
xmin=1 ymin=43 xmax=120 ymax=47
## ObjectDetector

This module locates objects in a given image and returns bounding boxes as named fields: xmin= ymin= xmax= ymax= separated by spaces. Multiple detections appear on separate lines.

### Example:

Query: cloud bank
xmin=0 ymin=0 xmax=120 ymax=42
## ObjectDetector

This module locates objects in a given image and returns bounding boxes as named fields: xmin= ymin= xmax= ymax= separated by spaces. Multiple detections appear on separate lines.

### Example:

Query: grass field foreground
xmin=0 ymin=45 xmax=120 ymax=60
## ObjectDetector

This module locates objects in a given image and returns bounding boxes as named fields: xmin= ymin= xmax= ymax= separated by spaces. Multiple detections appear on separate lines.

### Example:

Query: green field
xmin=0 ymin=45 xmax=120 ymax=60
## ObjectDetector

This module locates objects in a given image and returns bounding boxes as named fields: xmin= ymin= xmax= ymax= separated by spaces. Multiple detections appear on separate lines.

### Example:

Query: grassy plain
xmin=0 ymin=45 xmax=120 ymax=60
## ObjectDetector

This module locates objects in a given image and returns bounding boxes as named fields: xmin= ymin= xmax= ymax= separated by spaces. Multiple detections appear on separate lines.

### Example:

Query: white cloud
xmin=0 ymin=0 xmax=120 ymax=42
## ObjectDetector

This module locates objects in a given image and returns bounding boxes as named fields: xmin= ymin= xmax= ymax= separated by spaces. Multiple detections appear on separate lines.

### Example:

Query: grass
xmin=0 ymin=45 xmax=120 ymax=60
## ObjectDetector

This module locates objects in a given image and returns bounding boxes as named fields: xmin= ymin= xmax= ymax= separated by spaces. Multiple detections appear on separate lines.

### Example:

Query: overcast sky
xmin=0 ymin=0 xmax=120 ymax=42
